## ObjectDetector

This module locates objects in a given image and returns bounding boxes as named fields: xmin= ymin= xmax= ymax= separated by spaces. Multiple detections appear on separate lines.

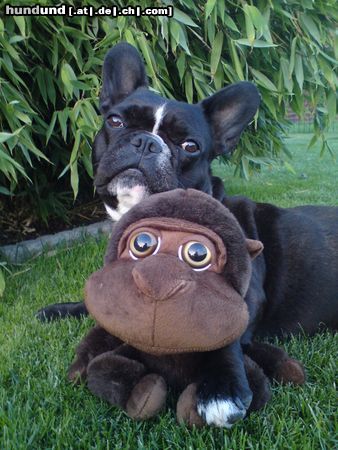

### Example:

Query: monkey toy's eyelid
xmin=106 ymin=114 xmax=125 ymax=129
xmin=129 ymin=233 xmax=161 ymax=259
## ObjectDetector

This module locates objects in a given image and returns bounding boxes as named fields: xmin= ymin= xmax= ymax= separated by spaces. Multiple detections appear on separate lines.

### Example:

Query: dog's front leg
xmin=36 ymin=301 xmax=88 ymax=322
xmin=196 ymin=341 xmax=252 ymax=428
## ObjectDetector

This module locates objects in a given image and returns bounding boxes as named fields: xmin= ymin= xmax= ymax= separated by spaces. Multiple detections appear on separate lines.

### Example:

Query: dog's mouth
xmin=102 ymin=168 xmax=150 ymax=221
xmin=106 ymin=168 xmax=147 ymax=195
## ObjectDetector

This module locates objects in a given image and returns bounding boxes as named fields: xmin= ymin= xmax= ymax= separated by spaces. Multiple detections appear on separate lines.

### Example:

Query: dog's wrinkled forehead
xmin=111 ymin=88 xmax=211 ymax=143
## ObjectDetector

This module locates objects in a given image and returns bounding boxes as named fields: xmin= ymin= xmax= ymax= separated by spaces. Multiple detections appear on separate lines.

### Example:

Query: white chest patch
xmin=197 ymin=399 xmax=246 ymax=428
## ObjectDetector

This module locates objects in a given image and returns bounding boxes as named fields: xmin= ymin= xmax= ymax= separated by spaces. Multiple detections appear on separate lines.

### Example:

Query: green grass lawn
xmin=1 ymin=134 xmax=337 ymax=449
xmin=213 ymin=132 xmax=338 ymax=207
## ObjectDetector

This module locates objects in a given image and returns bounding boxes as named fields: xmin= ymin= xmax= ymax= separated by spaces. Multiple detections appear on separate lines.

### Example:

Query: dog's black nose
xmin=131 ymin=134 xmax=162 ymax=155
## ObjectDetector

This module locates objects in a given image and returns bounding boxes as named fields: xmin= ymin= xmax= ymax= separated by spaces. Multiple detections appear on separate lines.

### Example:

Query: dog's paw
xmin=36 ymin=302 xmax=87 ymax=322
xmin=197 ymin=395 xmax=251 ymax=428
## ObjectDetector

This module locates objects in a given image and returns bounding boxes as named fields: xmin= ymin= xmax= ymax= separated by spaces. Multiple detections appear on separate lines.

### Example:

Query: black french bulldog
xmin=37 ymin=43 xmax=338 ymax=427
xmin=38 ymin=42 xmax=260 ymax=320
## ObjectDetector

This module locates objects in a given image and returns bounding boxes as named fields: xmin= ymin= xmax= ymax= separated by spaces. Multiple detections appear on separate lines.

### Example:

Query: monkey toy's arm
xmin=68 ymin=326 xmax=168 ymax=420
xmin=68 ymin=325 xmax=122 ymax=382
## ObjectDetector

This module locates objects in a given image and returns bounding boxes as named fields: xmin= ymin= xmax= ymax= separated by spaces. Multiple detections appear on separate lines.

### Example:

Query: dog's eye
xmin=179 ymin=241 xmax=212 ymax=270
xmin=129 ymin=232 xmax=160 ymax=259
xmin=181 ymin=140 xmax=199 ymax=153
xmin=107 ymin=115 xmax=125 ymax=129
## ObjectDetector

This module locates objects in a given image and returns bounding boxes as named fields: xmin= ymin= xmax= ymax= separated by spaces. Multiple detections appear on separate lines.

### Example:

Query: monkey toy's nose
xmin=131 ymin=254 xmax=195 ymax=301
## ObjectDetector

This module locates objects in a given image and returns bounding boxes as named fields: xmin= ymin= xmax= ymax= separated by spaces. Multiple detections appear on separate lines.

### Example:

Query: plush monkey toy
xmin=69 ymin=189 xmax=302 ymax=427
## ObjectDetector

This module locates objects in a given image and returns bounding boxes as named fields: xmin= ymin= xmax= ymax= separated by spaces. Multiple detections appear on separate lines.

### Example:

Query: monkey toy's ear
xmin=246 ymin=239 xmax=264 ymax=260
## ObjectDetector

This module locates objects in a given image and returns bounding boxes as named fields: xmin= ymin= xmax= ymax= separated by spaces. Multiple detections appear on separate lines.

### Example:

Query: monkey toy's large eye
xmin=179 ymin=241 xmax=212 ymax=270
xmin=129 ymin=232 xmax=160 ymax=259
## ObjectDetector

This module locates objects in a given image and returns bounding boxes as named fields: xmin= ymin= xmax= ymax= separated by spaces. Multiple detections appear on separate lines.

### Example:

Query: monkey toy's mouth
xmin=85 ymin=258 xmax=249 ymax=355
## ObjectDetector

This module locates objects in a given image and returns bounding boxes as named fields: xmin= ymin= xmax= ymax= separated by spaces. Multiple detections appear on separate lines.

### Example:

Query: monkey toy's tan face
xmin=85 ymin=218 xmax=251 ymax=355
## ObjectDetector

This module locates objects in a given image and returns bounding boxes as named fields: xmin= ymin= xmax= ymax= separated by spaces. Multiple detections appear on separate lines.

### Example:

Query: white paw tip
xmin=197 ymin=399 xmax=246 ymax=428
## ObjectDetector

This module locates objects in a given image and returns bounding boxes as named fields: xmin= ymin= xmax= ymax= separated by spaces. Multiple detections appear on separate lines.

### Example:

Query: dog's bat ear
xmin=100 ymin=42 xmax=148 ymax=114
xmin=200 ymin=82 xmax=260 ymax=157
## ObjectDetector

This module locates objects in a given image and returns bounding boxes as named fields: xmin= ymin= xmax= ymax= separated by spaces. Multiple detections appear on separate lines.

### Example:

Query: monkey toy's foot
xmin=126 ymin=374 xmax=167 ymax=420
xmin=176 ymin=383 xmax=205 ymax=427
xmin=243 ymin=342 xmax=306 ymax=386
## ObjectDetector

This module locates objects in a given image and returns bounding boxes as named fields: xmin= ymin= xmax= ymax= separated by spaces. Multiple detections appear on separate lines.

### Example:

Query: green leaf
xmin=19 ymin=132 xmax=50 ymax=162
xmin=205 ymin=0 xmax=217 ymax=19
xmin=0 ymin=186 xmax=12 ymax=195
xmin=70 ymin=130 xmax=81 ymax=165
xmin=184 ymin=71 xmax=193 ymax=103
xmin=294 ymin=54 xmax=304 ymax=91
xmin=170 ymin=19 xmax=180 ymax=45
xmin=241 ymin=157 xmax=250 ymax=180
xmin=0 ymin=127 xmax=24 ymax=143
xmin=36 ymin=68 xmax=48 ymax=106
xmin=289 ymin=37 xmax=297 ymax=77
xmin=177 ymin=23 xmax=191 ymax=55
xmin=44 ymin=70 xmax=56 ymax=107
xmin=262 ymin=92 xmax=277 ymax=119
xmin=15 ymin=111 xmax=31 ymax=125
xmin=210 ymin=31 xmax=223 ymax=76
xmin=283 ymin=161 xmax=296 ymax=175
xmin=52 ymin=36 xmax=58 ymax=72
xmin=280 ymin=57 xmax=293 ymax=93
xmin=177 ymin=52 xmax=186 ymax=82
xmin=214 ymin=62 xmax=224 ymax=90
xmin=13 ymin=16 xmax=25 ymax=37
xmin=70 ymin=161 xmax=79 ymax=199
xmin=173 ymin=9 xmax=198 ymax=27
xmin=318 ymin=56 xmax=336 ymax=90
xmin=9 ymin=35 xmax=25 ymax=44
xmin=0 ymin=269 xmax=5 ymax=297
xmin=229 ymin=39 xmax=244 ymax=80
xmin=224 ymin=14 xmax=239 ymax=32
xmin=327 ymin=90 xmax=337 ymax=122
xmin=0 ymin=147 xmax=28 ymax=178
xmin=308 ymin=133 xmax=319 ymax=149
xmin=46 ymin=112 xmax=58 ymax=144
xmin=243 ymin=5 xmax=265 ymax=38
xmin=251 ymin=68 xmax=278 ymax=91
xmin=235 ymin=38 xmax=277 ymax=48
xmin=137 ymin=34 xmax=157 ymax=82
xmin=243 ymin=4 xmax=255 ymax=44
xmin=300 ymin=14 xmax=321 ymax=44
xmin=58 ymin=109 xmax=69 ymax=142
xmin=0 ymin=36 xmax=21 ymax=62
xmin=61 ymin=63 xmax=78 ymax=97
xmin=70 ymin=130 xmax=81 ymax=198
xmin=124 ymin=29 xmax=137 ymax=47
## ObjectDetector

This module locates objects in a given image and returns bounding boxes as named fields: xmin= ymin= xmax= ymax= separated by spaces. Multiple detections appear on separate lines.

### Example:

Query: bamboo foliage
xmin=0 ymin=0 xmax=337 ymax=212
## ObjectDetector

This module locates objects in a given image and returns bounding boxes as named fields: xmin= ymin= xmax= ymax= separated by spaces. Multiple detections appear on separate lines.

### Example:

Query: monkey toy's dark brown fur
xmin=69 ymin=189 xmax=304 ymax=426
xmin=69 ymin=328 xmax=271 ymax=424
